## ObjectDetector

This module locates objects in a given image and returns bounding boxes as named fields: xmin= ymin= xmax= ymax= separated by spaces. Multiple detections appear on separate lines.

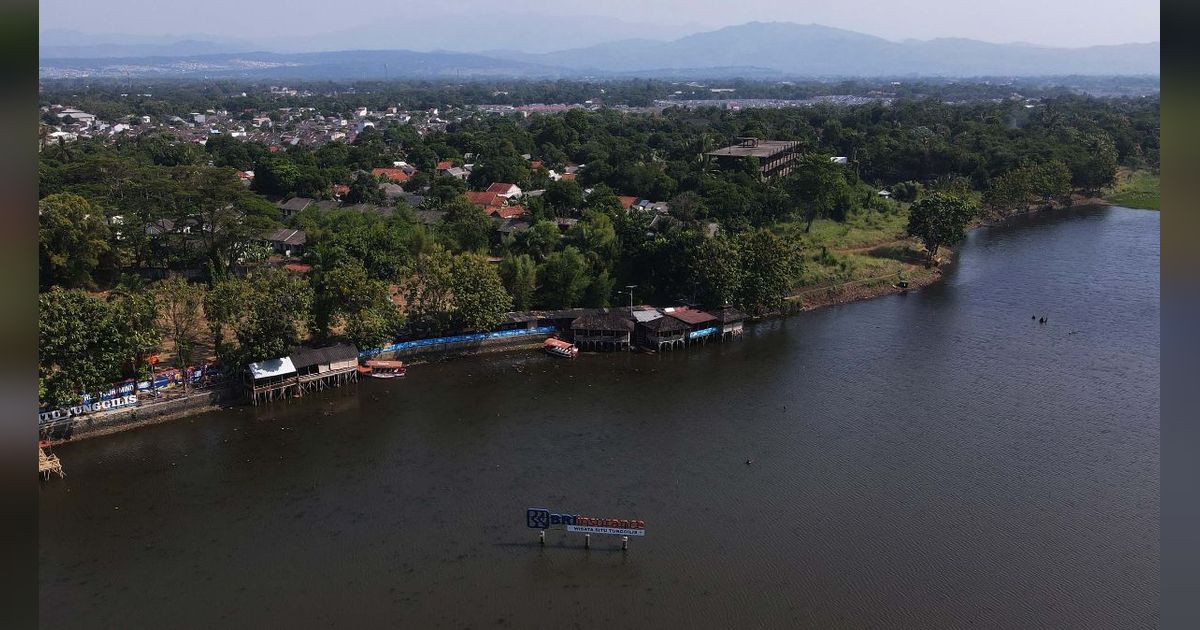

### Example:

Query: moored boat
xmin=362 ymin=359 xmax=406 ymax=378
xmin=543 ymin=337 xmax=579 ymax=358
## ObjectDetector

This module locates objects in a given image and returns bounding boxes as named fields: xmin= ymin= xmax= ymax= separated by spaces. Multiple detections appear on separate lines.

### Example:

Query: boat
xmin=362 ymin=359 xmax=406 ymax=378
xmin=543 ymin=337 xmax=579 ymax=358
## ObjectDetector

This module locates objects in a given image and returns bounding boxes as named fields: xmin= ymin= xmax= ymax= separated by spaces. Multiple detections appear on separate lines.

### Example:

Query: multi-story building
xmin=706 ymin=137 xmax=801 ymax=180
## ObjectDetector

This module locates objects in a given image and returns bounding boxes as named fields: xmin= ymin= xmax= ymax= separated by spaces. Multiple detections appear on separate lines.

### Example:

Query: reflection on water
xmin=40 ymin=206 xmax=1159 ymax=628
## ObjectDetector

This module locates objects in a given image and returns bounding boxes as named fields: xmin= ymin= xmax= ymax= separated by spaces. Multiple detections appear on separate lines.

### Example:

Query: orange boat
xmin=543 ymin=337 xmax=579 ymax=358
xmin=362 ymin=359 xmax=406 ymax=378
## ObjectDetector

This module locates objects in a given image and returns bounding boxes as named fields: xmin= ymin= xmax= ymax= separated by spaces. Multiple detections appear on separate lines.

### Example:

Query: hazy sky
xmin=40 ymin=0 xmax=1159 ymax=48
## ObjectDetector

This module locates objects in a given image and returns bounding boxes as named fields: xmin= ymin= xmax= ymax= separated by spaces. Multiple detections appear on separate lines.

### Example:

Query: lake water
xmin=39 ymin=206 xmax=1159 ymax=628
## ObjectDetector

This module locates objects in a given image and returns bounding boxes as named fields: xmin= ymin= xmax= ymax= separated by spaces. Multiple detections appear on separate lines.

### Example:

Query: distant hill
xmin=39 ymin=22 xmax=1159 ymax=80
xmin=497 ymin=22 xmax=1160 ymax=77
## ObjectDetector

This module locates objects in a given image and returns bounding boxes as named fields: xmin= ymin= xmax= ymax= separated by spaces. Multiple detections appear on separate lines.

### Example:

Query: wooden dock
xmin=40 ymin=446 xmax=64 ymax=479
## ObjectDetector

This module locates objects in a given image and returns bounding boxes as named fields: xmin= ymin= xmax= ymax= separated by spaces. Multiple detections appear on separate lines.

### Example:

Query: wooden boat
xmin=362 ymin=359 xmax=406 ymax=378
xmin=543 ymin=337 xmax=579 ymax=358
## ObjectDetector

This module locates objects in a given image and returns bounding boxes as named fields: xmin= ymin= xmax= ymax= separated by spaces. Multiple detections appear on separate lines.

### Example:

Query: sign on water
xmin=526 ymin=507 xmax=646 ymax=537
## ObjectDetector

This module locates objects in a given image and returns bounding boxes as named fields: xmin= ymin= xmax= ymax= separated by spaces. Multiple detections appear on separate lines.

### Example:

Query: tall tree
xmin=450 ymin=254 xmax=512 ymax=331
xmin=537 ymin=246 xmax=590 ymax=309
xmin=39 ymin=288 xmax=125 ymax=406
xmin=736 ymin=229 xmax=801 ymax=313
xmin=156 ymin=275 xmax=205 ymax=377
xmin=39 ymin=193 xmax=112 ymax=290
xmin=403 ymin=247 xmax=455 ymax=334
xmin=440 ymin=197 xmax=493 ymax=253
xmin=906 ymin=193 xmax=977 ymax=259
xmin=499 ymin=254 xmax=538 ymax=311
xmin=689 ymin=235 xmax=742 ymax=308
xmin=784 ymin=153 xmax=855 ymax=232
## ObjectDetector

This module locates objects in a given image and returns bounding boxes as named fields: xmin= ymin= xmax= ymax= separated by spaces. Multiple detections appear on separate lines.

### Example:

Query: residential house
xmin=485 ymin=182 xmax=522 ymax=199
xmin=261 ymin=228 xmax=307 ymax=257
xmin=372 ymin=167 xmax=410 ymax=183
xmin=488 ymin=204 xmax=527 ymax=220
xmin=466 ymin=191 xmax=503 ymax=211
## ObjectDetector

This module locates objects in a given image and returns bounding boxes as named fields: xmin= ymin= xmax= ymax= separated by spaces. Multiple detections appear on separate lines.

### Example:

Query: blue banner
xmin=688 ymin=327 xmax=718 ymax=339
xmin=361 ymin=326 xmax=557 ymax=358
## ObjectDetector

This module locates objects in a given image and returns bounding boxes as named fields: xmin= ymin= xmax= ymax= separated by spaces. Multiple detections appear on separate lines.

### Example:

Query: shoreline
xmin=46 ymin=202 xmax=1108 ymax=448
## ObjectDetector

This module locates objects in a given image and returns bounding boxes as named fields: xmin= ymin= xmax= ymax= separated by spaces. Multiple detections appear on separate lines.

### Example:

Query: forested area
xmin=38 ymin=87 xmax=1158 ymax=406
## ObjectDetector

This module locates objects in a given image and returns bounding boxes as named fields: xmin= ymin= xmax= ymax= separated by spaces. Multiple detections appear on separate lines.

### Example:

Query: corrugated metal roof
xmin=288 ymin=343 xmax=359 ymax=368
xmin=248 ymin=357 xmax=296 ymax=379
xmin=632 ymin=309 xmax=663 ymax=323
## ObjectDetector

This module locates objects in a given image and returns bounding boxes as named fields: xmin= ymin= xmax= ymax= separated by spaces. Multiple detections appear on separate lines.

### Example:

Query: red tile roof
xmin=486 ymin=182 xmax=517 ymax=195
xmin=436 ymin=160 xmax=453 ymax=170
xmin=283 ymin=263 xmax=312 ymax=274
xmin=491 ymin=205 xmax=527 ymax=219
xmin=332 ymin=184 xmax=350 ymax=196
xmin=372 ymin=167 xmax=410 ymax=183
xmin=618 ymin=196 xmax=639 ymax=210
xmin=466 ymin=191 xmax=502 ymax=208
xmin=529 ymin=160 xmax=543 ymax=170
xmin=560 ymin=173 xmax=577 ymax=181
xmin=666 ymin=307 xmax=718 ymax=325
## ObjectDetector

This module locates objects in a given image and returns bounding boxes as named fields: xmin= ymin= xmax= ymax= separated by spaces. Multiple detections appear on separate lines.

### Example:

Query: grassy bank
xmin=775 ymin=210 xmax=938 ymax=301
xmin=1103 ymin=169 xmax=1160 ymax=210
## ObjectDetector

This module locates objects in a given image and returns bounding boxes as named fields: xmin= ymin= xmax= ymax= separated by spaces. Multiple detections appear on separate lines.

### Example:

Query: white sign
xmin=39 ymin=394 xmax=138 ymax=424
xmin=566 ymin=525 xmax=646 ymax=537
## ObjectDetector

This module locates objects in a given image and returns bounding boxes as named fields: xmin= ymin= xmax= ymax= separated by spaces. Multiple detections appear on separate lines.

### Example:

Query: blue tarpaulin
xmin=360 ymin=326 xmax=557 ymax=358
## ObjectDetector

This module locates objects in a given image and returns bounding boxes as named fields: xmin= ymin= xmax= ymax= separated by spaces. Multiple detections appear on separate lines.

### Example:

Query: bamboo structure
xmin=39 ymin=446 xmax=64 ymax=479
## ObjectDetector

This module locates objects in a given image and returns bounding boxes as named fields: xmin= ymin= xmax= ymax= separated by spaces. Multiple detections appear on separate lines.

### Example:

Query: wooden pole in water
xmin=584 ymin=534 xmax=590 ymax=549
xmin=622 ymin=536 xmax=629 ymax=551
xmin=539 ymin=531 xmax=545 ymax=546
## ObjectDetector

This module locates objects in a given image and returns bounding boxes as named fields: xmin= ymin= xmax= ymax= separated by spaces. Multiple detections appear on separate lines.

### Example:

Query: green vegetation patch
xmin=1104 ymin=169 xmax=1160 ymax=210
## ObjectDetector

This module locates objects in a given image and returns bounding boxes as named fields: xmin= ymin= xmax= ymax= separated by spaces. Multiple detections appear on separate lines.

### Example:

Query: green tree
xmin=583 ymin=268 xmax=615 ymax=308
xmin=906 ymin=193 xmax=977 ymax=259
xmin=39 ymin=193 xmax=112 ymax=290
xmin=312 ymin=258 xmax=403 ymax=349
xmin=785 ymin=154 xmax=855 ymax=232
xmin=499 ymin=254 xmax=538 ymax=310
xmin=440 ymin=197 xmax=493 ymax=252
xmin=404 ymin=247 xmax=455 ymax=334
xmin=517 ymin=220 xmax=561 ymax=261
xmin=39 ymin=288 xmax=125 ymax=406
xmin=346 ymin=174 xmax=386 ymax=204
xmin=537 ymin=246 xmax=590 ymax=309
xmin=689 ymin=235 xmax=742 ymax=308
xmin=544 ymin=179 xmax=584 ymax=212
xmin=156 ymin=275 xmax=205 ymax=376
xmin=450 ymin=254 xmax=513 ymax=330
xmin=204 ymin=270 xmax=311 ymax=369
xmin=736 ymin=229 xmax=801 ymax=313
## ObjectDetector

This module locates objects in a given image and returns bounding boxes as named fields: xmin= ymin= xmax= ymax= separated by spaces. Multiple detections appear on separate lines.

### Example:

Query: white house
xmin=485 ymin=182 xmax=522 ymax=199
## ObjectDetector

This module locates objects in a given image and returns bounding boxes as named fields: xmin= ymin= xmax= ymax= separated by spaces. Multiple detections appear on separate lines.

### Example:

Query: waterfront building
xmin=289 ymin=343 xmax=360 ymax=395
xmin=570 ymin=311 xmax=635 ymax=351
xmin=638 ymin=314 xmax=691 ymax=351
xmin=663 ymin=307 xmax=720 ymax=345
xmin=247 ymin=356 xmax=298 ymax=405
xmin=706 ymin=137 xmax=801 ymax=180
xmin=709 ymin=306 xmax=748 ymax=340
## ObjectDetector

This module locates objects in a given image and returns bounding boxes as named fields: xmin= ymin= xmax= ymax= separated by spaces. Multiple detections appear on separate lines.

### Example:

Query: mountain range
xmin=39 ymin=22 xmax=1159 ymax=80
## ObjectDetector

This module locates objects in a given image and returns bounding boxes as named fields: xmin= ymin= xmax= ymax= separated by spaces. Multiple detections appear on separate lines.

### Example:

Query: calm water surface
xmin=40 ymin=206 xmax=1159 ymax=628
